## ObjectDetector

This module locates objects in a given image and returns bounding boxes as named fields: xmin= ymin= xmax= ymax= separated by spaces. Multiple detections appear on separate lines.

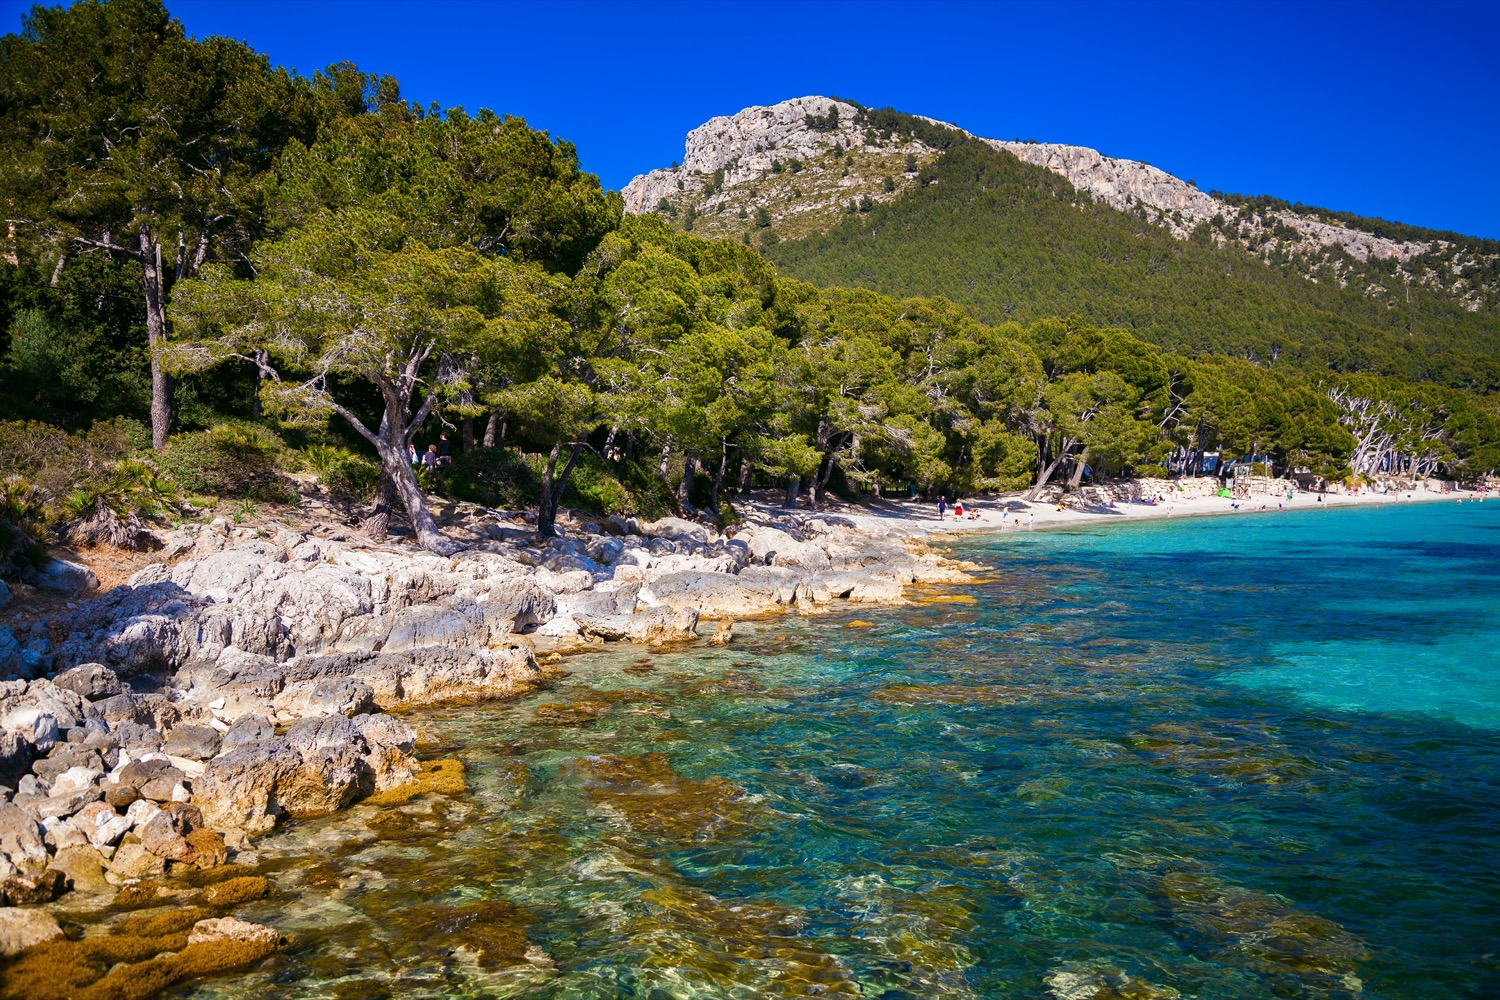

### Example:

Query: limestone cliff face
xmin=988 ymin=139 xmax=1416 ymax=262
xmin=623 ymin=97 xmax=864 ymax=214
xmin=625 ymin=97 xmax=1494 ymax=310
xmin=622 ymin=97 xmax=940 ymax=244
xmin=983 ymin=137 xmax=1492 ymax=306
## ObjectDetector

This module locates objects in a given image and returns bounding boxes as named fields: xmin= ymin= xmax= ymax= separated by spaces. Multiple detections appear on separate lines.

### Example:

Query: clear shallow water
xmin=183 ymin=501 xmax=1500 ymax=999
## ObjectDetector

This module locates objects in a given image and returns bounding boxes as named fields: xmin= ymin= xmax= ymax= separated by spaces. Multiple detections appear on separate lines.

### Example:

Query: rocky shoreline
xmin=0 ymin=502 xmax=975 ymax=966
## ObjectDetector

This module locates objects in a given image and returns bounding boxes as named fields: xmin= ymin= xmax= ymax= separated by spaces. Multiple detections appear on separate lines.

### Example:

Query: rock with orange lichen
xmin=201 ymin=875 xmax=268 ymax=907
xmin=363 ymin=759 xmax=466 ymax=806
xmin=0 ymin=907 xmax=283 ymax=1000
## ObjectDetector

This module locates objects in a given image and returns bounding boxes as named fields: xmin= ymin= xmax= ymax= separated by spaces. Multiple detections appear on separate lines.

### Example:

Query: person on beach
xmin=421 ymin=444 xmax=438 ymax=468
xmin=954 ymin=500 xmax=964 ymax=518
xmin=1028 ymin=513 xmax=1034 ymax=528
xmin=937 ymin=497 xmax=946 ymax=520
xmin=408 ymin=443 xmax=418 ymax=465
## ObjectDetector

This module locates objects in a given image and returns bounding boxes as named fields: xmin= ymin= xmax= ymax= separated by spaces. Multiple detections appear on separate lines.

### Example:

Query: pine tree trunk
xmin=783 ymin=476 xmax=801 ymax=509
xmin=657 ymin=442 xmax=676 ymax=509
xmin=677 ymin=453 xmax=697 ymax=512
xmin=482 ymin=412 xmax=499 ymax=448
xmin=1068 ymin=447 xmax=1091 ymax=488
xmin=250 ymin=349 xmax=268 ymax=420
xmin=140 ymin=229 xmax=172 ymax=450
xmin=813 ymin=447 xmax=839 ymax=506
xmin=538 ymin=441 xmax=584 ymax=539
xmin=1024 ymin=438 xmax=1071 ymax=501
xmin=461 ymin=417 xmax=474 ymax=452
xmin=710 ymin=441 xmax=729 ymax=512
xmin=376 ymin=437 xmax=455 ymax=554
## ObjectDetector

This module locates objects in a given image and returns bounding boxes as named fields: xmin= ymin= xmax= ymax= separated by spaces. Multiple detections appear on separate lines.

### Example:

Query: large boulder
xmin=0 ymin=706 xmax=59 ymax=754
xmin=736 ymin=525 xmax=831 ymax=570
xmin=0 ymin=803 xmax=49 ymax=879
xmin=163 ymin=723 xmax=222 ymax=760
xmin=280 ymin=644 xmax=543 ymax=710
xmin=272 ymin=676 xmax=375 ymax=720
xmin=0 ymin=626 xmax=35 ymax=680
xmin=639 ymin=516 xmax=712 ymax=544
xmin=0 ymin=907 xmax=63 ymax=957
xmin=0 ymin=730 xmax=35 ymax=788
xmin=34 ymin=557 xmax=98 ymax=593
xmin=192 ymin=737 xmax=367 ymax=834
xmin=248 ymin=562 xmax=379 ymax=652
xmin=52 ymin=663 xmax=124 ymax=701
xmin=638 ymin=570 xmax=788 ymax=618
xmin=169 ymin=541 xmax=285 ymax=602
xmin=573 ymin=606 xmax=700 ymax=643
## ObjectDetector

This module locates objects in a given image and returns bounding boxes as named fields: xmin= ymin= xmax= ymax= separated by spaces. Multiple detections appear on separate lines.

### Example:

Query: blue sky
xmin=6 ymin=0 xmax=1498 ymax=238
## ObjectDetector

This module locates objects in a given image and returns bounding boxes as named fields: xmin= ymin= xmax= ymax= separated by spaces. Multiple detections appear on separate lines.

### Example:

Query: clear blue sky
xmin=6 ymin=0 xmax=1498 ymax=238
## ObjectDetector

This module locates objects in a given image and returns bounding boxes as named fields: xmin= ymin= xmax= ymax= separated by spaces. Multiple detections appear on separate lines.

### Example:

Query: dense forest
xmin=0 ymin=0 xmax=1496 ymax=566
xmin=768 ymin=133 xmax=1500 ymax=392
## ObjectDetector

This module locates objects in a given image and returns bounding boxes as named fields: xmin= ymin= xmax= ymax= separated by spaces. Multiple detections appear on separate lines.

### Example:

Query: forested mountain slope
xmin=627 ymin=99 xmax=1500 ymax=392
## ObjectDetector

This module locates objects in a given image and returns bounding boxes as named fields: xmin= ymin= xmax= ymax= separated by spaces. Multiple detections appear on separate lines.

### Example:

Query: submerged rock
xmin=575 ymin=752 xmax=757 ymax=842
xmin=397 ymin=899 xmax=533 ymax=969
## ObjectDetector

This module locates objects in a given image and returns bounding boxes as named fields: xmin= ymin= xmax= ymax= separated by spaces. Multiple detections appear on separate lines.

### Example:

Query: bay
xmin=184 ymin=501 xmax=1500 ymax=999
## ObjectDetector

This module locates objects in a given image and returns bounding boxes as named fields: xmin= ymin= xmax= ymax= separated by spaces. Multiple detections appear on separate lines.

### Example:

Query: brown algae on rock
xmin=0 ymin=913 xmax=283 ymax=1000
xmin=364 ymin=759 xmax=466 ymax=805
xmin=533 ymin=697 xmax=614 ymax=726
xmin=398 ymin=898 xmax=534 ymax=969
xmin=1160 ymin=870 xmax=1368 ymax=991
xmin=627 ymin=883 xmax=863 ymax=997
xmin=575 ymin=752 xmax=757 ymax=842
xmin=201 ymin=875 xmax=271 ymax=907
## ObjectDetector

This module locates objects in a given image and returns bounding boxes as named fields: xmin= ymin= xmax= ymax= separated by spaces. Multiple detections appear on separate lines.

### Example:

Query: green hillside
xmin=767 ymin=138 xmax=1500 ymax=392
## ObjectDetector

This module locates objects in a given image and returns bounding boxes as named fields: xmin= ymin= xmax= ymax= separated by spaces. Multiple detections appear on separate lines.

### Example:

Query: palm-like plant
xmin=62 ymin=460 xmax=176 ymax=550
xmin=0 ymin=477 xmax=49 ymax=579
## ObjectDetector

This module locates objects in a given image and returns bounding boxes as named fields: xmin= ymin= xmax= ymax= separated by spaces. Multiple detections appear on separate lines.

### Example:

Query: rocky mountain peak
xmin=625 ymin=97 xmax=1496 ymax=310
xmin=622 ymin=97 xmax=948 ymax=245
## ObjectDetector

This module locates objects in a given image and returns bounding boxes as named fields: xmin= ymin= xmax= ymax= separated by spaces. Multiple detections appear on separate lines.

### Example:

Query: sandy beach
xmin=745 ymin=478 xmax=1492 ymax=541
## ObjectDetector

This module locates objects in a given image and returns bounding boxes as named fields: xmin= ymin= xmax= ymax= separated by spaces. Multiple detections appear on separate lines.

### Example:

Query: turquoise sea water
xmin=187 ymin=501 xmax=1500 ymax=999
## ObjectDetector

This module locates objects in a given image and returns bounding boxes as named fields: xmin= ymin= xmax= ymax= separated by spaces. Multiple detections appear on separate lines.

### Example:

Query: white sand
xmin=745 ymin=482 xmax=1490 ymax=540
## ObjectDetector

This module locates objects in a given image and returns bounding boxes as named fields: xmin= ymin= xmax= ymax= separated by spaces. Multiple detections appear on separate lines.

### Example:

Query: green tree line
xmin=767 ymin=140 xmax=1500 ymax=393
xmin=1 ymin=0 xmax=1496 ymax=563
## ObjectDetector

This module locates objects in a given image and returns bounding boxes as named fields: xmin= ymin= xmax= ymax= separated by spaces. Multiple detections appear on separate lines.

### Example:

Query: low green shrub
xmin=0 ymin=476 xmax=49 ymax=579
xmin=320 ymin=452 xmax=380 ymax=501
xmin=155 ymin=423 xmax=299 ymax=504
xmin=443 ymin=448 xmax=540 ymax=510
xmin=0 ymin=417 xmax=143 ymax=504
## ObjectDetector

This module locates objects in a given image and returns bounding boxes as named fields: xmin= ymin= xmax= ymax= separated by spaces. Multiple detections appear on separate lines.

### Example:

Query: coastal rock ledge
xmin=0 ymin=507 xmax=972 ymax=909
